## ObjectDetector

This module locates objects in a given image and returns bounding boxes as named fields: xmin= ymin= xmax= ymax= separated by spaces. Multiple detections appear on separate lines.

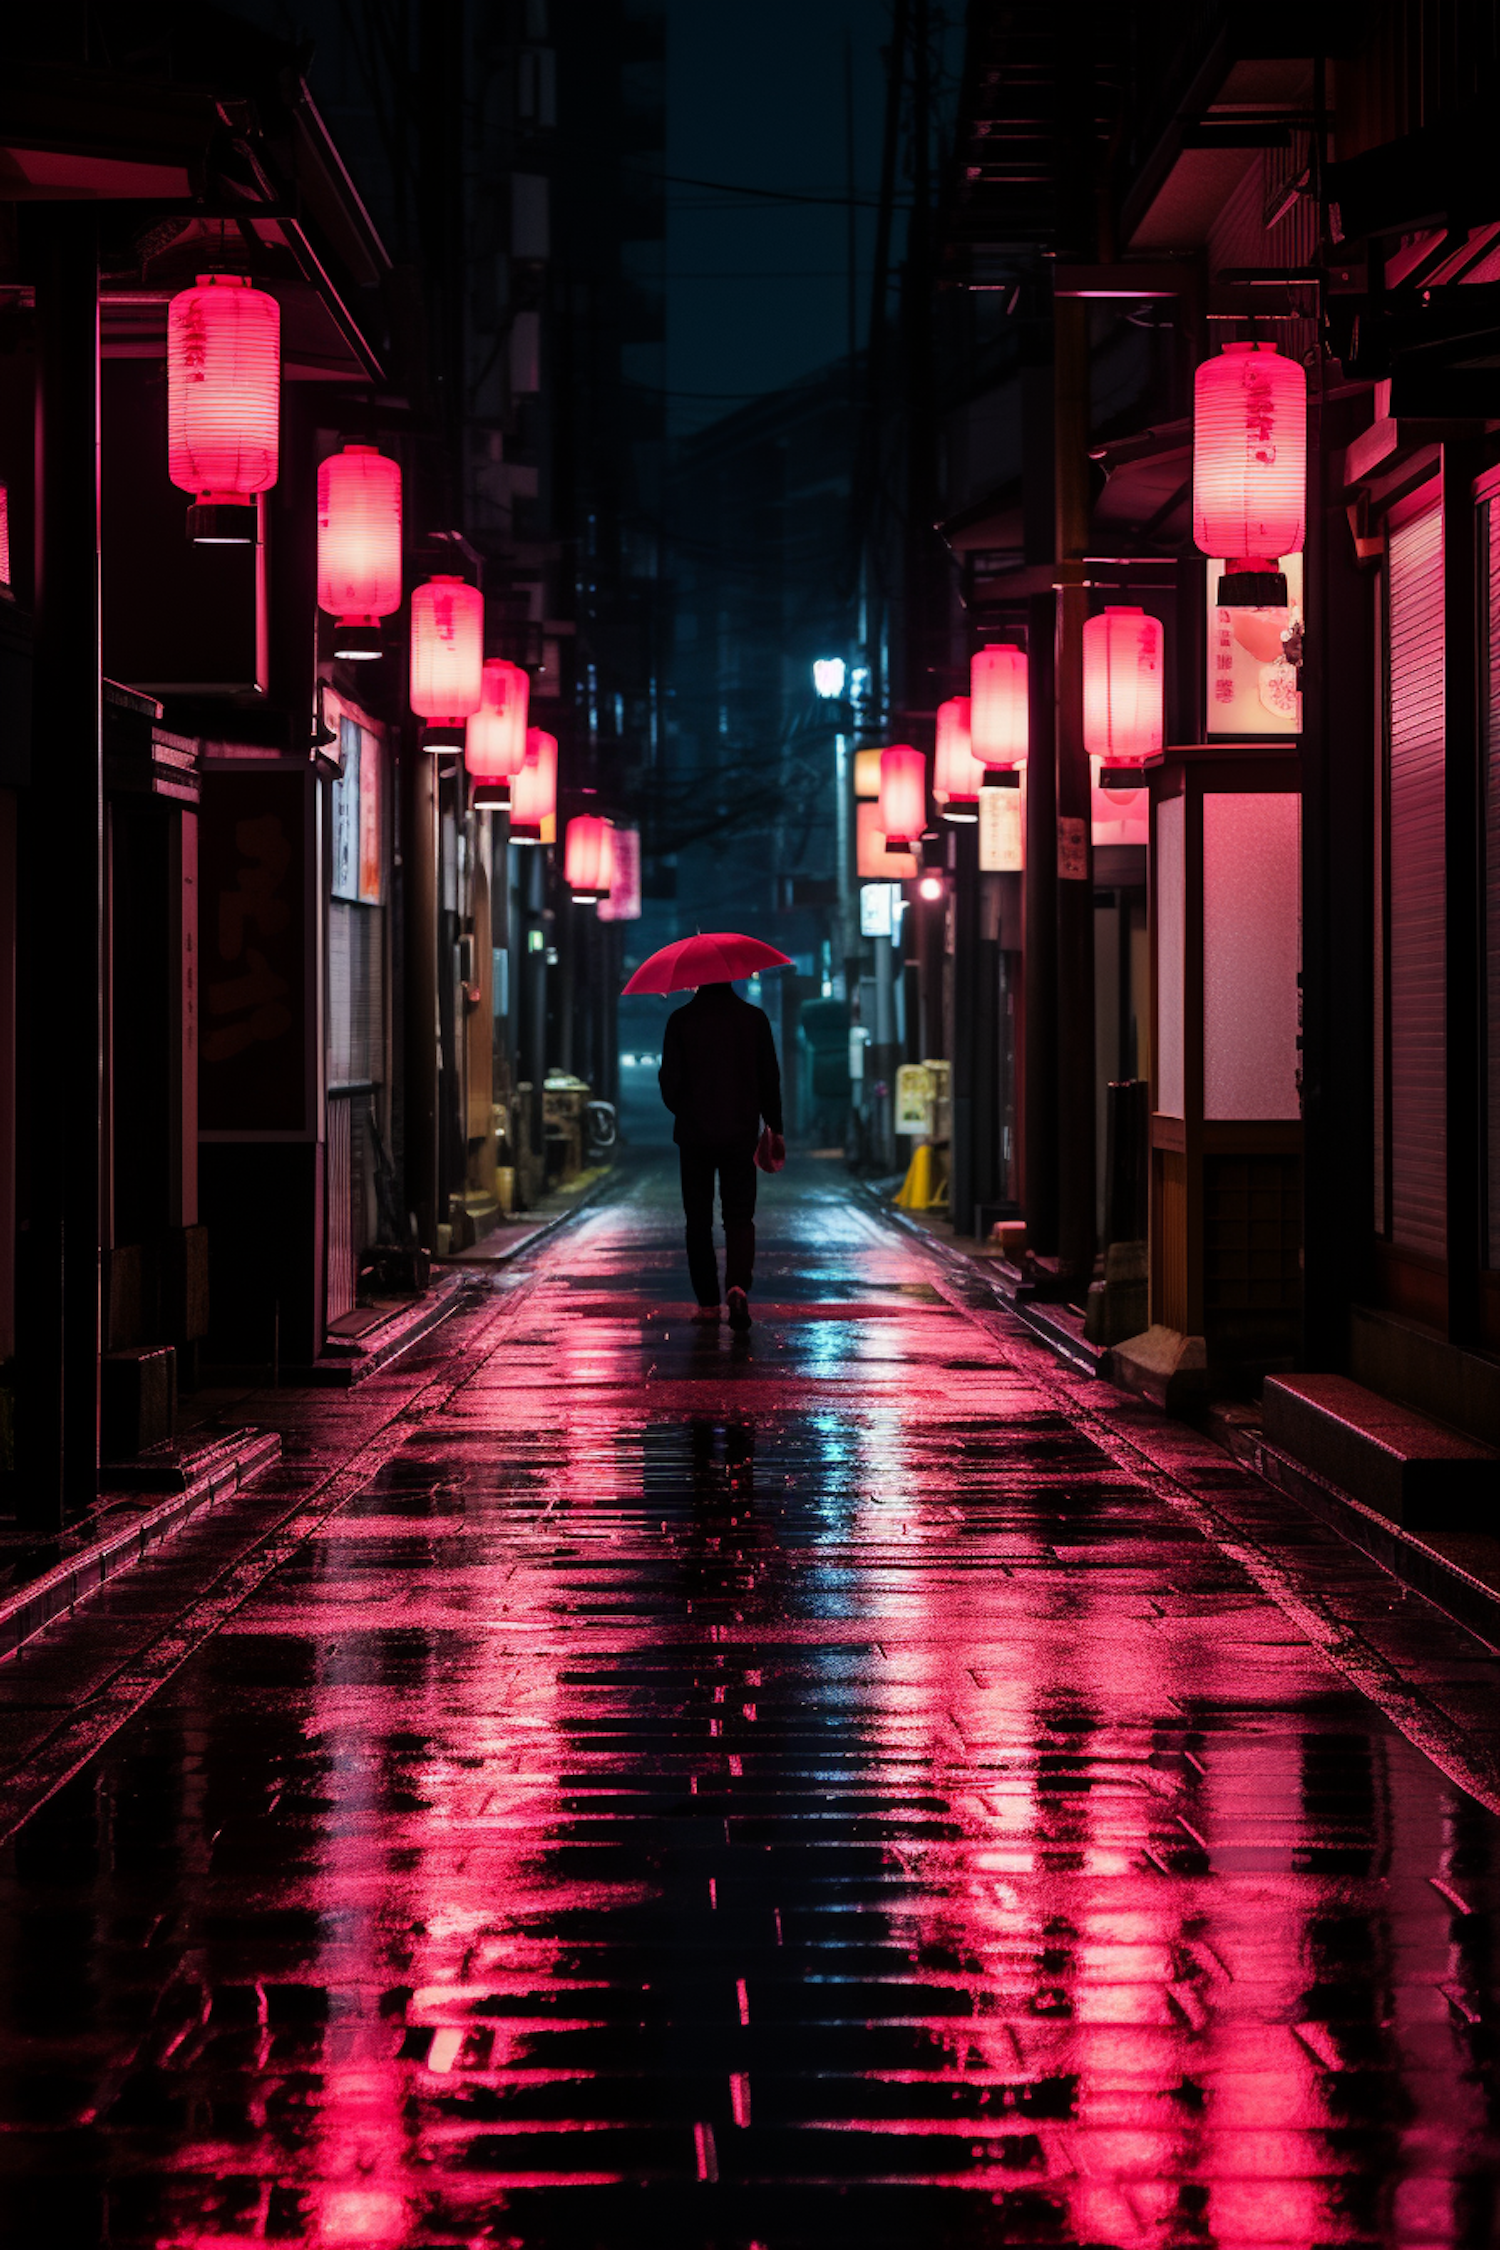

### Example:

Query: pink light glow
xmin=970 ymin=643 xmax=1028 ymax=769
xmin=565 ymin=813 xmax=614 ymax=899
xmin=511 ymin=727 xmax=558 ymax=837
xmin=878 ymin=745 xmax=926 ymax=851
xmin=317 ymin=445 xmax=402 ymax=631
xmin=933 ymin=695 xmax=984 ymax=808
xmin=1193 ymin=341 xmax=1305 ymax=563
xmin=409 ymin=576 xmax=484 ymax=725
xmin=597 ymin=824 xmax=642 ymax=920
xmin=465 ymin=658 xmax=531 ymax=781
xmin=1082 ymin=606 xmax=1163 ymax=764
xmin=167 ymin=274 xmax=280 ymax=502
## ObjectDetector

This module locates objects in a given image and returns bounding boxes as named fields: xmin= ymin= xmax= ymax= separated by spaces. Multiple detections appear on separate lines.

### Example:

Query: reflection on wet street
xmin=4 ymin=1158 xmax=1500 ymax=2247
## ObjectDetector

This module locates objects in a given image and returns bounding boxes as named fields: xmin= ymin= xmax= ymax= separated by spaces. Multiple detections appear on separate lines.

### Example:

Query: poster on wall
xmin=331 ymin=707 xmax=384 ymax=904
xmin=1205 ymin=555 xmax=1303 ymax=735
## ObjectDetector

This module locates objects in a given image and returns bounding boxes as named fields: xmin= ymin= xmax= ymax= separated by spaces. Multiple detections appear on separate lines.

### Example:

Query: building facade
xmin=0 ymin=2 xmax=646 ymax=1528
xmin=866 ymin=0 xmax=1500 ymax=1454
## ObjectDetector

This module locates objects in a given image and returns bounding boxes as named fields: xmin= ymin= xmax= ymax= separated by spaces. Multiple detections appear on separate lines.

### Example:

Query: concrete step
xmin=304 ymin=1270 xmax=474 ymax=1385
xmin=1262 ymin=1373 xmax=1498 ymax=1530
xmin=0 ymin=1425 xmax=282 ymax=1663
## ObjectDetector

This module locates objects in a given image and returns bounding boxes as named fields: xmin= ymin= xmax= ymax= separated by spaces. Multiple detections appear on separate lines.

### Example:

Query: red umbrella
xmin=621 ymin=931 xmax=793 ymax=996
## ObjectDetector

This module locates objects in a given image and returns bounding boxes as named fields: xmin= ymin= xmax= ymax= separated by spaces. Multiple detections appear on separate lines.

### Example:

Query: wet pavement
xmin=4 ymin=1155 xmax=1500 ymax=2248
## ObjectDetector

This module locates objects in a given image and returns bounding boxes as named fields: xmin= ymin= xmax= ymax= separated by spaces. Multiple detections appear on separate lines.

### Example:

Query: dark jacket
xmin=658 ymin=983 xmax=784 ymax=1147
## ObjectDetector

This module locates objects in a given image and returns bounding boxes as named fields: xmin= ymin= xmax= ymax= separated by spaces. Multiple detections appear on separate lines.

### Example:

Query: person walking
xmin=658 ymin=979 xmax=784 ymax=1328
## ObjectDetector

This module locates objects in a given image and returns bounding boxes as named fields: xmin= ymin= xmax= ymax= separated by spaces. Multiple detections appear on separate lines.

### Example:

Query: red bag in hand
xmin=755 ymin=1127 xmax=786 ymax=1173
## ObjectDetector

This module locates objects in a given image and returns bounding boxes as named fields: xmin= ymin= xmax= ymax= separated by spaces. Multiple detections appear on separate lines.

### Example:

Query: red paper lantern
xmin=933 ymin=696 xmax=984 ymax=820
xmin=878 ymin=745 xmax=926 ymax=851
xmin=969 ymin=644 xmax=1028 ymax=769
xmin=317 ymin=445 xmax=402 ymax=658
xmin=1082 ymin=606 xmax=1164 ymax=769
xmin=167 ymin=274 xmax=280 ymax=543
xmin=511 ymin=728 xmax=557 ymax=841
xmin=410 ymin=576 xmax=484 ymax=750
xmin=1193 ymin=341 xmax=1305 ymax=574
xmin=565 ymin=814 xmax=614 ymax=901
xmin=466 ymin=659 xmax=531 ymax=805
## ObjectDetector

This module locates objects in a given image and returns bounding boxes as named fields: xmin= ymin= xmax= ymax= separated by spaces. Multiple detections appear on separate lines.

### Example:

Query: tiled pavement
xmin=3 ymin=1156 xmax=1500 ymax=2248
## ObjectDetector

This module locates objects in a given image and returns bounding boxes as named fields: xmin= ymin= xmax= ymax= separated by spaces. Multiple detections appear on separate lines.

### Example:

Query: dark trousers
xmin=679 ymin=1142 xmax=758 ymax=1304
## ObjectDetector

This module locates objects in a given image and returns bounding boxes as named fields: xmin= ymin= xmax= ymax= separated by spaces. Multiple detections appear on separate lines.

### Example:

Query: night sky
xmin=663 ymin=0 xmax=960 ymax=433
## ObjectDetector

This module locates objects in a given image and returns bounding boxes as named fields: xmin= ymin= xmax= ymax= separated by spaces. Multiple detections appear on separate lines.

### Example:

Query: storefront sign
xmin=860 ymin=881 xmax=898 ymax=936
xmin=331 ymin=710 xmax=383 ymax=904
xmin=978 ymin=784 xmax=1023 ymax=872
xmin=895 ymin=1061 xmax=934 ymax=1135
xmin=597 ymin=824 xmax=642 ymax=920
xmin=1205 ymin=554 xmax=1303 ymax=735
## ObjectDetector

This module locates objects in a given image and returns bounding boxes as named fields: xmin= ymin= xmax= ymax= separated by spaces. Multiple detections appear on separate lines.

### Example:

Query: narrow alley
xmin=3 ymin=1162 xmax=1499 ymax=2247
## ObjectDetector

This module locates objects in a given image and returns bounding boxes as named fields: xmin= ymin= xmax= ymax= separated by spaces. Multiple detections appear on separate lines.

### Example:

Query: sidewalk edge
xmin=0 ymin=1429 xmax=282 ymax=1665
xmin=857 ymin=1173 xmax=1500 ymax=1651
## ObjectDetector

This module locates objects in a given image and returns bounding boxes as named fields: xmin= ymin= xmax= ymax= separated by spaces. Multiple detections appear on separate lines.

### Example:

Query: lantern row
xmin=162 ymin=279 xmax=1303 ymax=880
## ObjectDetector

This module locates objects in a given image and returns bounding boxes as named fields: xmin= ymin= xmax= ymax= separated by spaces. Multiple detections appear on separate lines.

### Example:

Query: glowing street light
xmin=813 ymin=657 xmax=847 ymax=699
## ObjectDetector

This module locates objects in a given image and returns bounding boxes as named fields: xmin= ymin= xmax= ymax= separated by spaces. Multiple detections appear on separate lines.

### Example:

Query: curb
xmin=441 ymin=1163 xmax=619 ymax=1273
xmin=306 ymin=1269 xmax=477 ymax=1387
xmin=1224 ymin=1422 xmax=1500 ymax=1650
xmin=0 ymin=1178 xmax=613 ymax=1667
xmin=0 ymin=1427 xmax=282 ymax=1664
xmin=860 ymin=1175 xmax=1500 ymax=1652
xmin=854 ymin=1180 xmax=1107 ymax=1374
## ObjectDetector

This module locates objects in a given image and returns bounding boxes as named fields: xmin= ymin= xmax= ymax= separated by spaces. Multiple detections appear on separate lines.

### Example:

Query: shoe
xmin=693 ymin=1303 xmax=721 ymax=1324
xmin=726 ymin=1287 xmax=751 ymax=1331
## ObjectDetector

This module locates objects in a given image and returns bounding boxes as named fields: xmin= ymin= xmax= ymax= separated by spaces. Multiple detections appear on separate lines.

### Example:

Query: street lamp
xmin=813 ymin=657 xmax=846 ymax=699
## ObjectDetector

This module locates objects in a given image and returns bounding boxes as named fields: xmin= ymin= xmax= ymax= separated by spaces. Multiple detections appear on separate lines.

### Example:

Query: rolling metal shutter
xmin=1387 ymin=494 xmax=1446 ymax=1260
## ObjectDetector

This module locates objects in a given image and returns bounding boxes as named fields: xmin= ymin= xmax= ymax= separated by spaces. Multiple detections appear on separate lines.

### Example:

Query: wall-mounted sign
xmin=331 ymin=708 xmax=383 ymax=904
xmin=895 ymin=1061 xmax=934 ymax=1135
xmin=978 ymin=784 xmax=1023 ymax=872
xmin=1205 ymin=554 xmax=1303 ymax=735
xmin=598 ymin=824 xmax=642 ymax=920
xmin=860 ymin=881 xmax=899 ymax=937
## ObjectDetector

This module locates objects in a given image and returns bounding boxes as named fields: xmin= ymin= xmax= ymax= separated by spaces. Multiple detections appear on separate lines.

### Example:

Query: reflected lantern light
xmin=317 ymin=445 xmax=402 ymax=658
xmin=933 ymin=696 xmax=984 ymax=822
xmin=511 ymin=728 xmax=557 ymax=842
xmin=878 ymin=745 xmax=926 ymax=852
xmin=565 ymin=814 xmax=614 ymax=903
xmin=466 ymin=659 xmax=531 ymax=807
xmin=409 ymin=576 xmax=484 ymax=751
xmin=1083 ymin=607 xmax=1164 ymax=780
xmin=969 ymin=644 xmax=1027 ymax=782
xmin=167 ymin=275 xmax=281 ymax=543
xmin=1193 ymin=340 xmax=1305 ymax=607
